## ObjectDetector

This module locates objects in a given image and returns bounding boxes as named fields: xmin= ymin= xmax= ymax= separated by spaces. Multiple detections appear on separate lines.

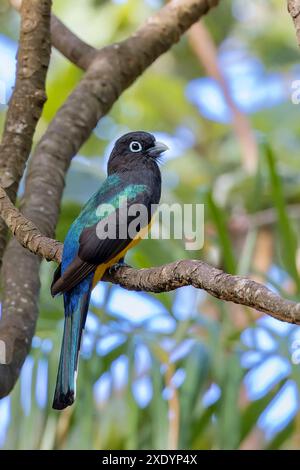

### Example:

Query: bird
xmin=51 ymin=131 xmax=168 ymax=410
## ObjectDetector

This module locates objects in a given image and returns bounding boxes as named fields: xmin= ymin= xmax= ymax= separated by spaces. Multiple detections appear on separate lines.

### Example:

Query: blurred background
xmin=1 ymin=0 xmax=300 ymax=450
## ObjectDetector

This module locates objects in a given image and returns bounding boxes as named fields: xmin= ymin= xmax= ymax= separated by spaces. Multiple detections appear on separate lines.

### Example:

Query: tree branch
xmin=188 ymin=21 xmax=258 ymax=174
xmin=104 ymin=262 xmax=300 ymax=325
xmin=288 ymin=0 xmax=300 ymax=46
xmin=0 ymin=185 xmax=299 ymax=327
xmin=50 ymin=15 xmax=97 ymax=70
xmin=0 ymin=187 xmax=62 ymax=263
xmin=10 ymin=0 xmax=97 ymax=70
xmin=0 ymin=0 xmax=220 ymax=397
xmin=0 ymin=0 xmax=52 ymax=259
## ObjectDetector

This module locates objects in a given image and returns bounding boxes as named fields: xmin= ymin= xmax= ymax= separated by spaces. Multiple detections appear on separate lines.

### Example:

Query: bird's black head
xmin=107 ymin=131 xmax=168 ymax=175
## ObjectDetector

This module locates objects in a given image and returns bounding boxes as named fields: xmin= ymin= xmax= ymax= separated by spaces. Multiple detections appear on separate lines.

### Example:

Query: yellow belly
xmin=92 ymin=221 xmax=152 ymax=288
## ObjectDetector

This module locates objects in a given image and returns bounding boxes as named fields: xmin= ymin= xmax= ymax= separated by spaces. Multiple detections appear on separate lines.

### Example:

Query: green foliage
xmin=206 ymin=191 xmax=237 ymax=273
xmin=264 ymin=144 xmax=300 ymax=290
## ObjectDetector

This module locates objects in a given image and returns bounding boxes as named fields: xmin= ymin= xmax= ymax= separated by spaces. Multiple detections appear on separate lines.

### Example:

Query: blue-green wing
xmin=51 ymin=175 xmax=149 ymax=295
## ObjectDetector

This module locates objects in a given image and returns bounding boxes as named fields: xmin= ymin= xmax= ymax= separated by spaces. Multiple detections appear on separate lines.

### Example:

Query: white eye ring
xmin=129 ymin=141 xmax=142 ymax=153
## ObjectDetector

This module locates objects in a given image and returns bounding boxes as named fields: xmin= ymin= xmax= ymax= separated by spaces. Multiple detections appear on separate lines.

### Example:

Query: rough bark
xmin=104 ymin=262 xmax=300 ymax=325
xmin=0 ymin=0 xmax=220 ymax=397
xmin=0 ymin=187 xmax=62 ymax=262
xmin=0 ymin=0 xmax=52 ymax=260
xmin=288 ymin=0 xmax=300 ymax=46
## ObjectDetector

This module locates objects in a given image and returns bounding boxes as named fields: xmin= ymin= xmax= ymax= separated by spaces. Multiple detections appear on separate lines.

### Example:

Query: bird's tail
xmin=52 ymin=285 xmax=92 ymax=410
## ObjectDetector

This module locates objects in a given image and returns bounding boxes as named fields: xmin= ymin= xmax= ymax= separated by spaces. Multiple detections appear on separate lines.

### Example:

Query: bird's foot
xmin=109 ymin=259 xmax=130 ymax=275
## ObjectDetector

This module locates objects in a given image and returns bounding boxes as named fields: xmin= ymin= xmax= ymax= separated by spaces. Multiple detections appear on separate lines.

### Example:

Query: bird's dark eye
xmin=129 ymin=141 xmax=142 ymax=152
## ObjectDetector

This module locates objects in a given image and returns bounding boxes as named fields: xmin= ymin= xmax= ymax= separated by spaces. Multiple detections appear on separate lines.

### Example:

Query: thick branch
xmin=0 ymin=0 xmax=220 ymax=397
xmin=0 ymin=0 xmax=52 ymax=258
xmin=288 ymin=0 xmax=300 ymax=46
xmin=50 ymin=15 xmax=97 ymax=70
xmin=10 ymin=0 xmax=96 ymax=70
xmin=104 ymin=262 xmax=300 ymax=325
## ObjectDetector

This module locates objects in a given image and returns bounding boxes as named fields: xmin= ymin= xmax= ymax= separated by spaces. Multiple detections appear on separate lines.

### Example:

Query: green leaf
xmin=266 ymin=421 xmax=294 ymax=450
xmin=179 ymin=343 xmax=210 ymax=448
xmin=206 ymin=191 xmax=236 ymax=274
xmin=240 ymin=380 xmax=286 ymax=442
xmin=264 ymin=143 xmax=300 ymax=290
xmin=216 ymin=353 xmax=243 ymax=449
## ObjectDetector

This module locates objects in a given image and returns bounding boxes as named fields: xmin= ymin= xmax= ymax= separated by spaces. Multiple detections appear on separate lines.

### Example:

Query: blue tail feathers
xmin=52 ymin=280 xmax=92 ymax=410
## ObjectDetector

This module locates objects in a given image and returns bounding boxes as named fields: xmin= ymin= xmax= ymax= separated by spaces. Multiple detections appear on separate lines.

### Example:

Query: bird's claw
xmin=109 ymin=260 xmax=130 ymax=275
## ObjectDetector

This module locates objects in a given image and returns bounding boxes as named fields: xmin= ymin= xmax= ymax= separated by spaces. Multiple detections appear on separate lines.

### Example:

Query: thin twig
xmin=188 ymin=21 xmax=258 ymax=173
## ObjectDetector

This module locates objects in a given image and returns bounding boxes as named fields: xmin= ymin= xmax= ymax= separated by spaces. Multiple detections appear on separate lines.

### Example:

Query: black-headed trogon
xmin=51 ymin=131 xmax=168 ymax=410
